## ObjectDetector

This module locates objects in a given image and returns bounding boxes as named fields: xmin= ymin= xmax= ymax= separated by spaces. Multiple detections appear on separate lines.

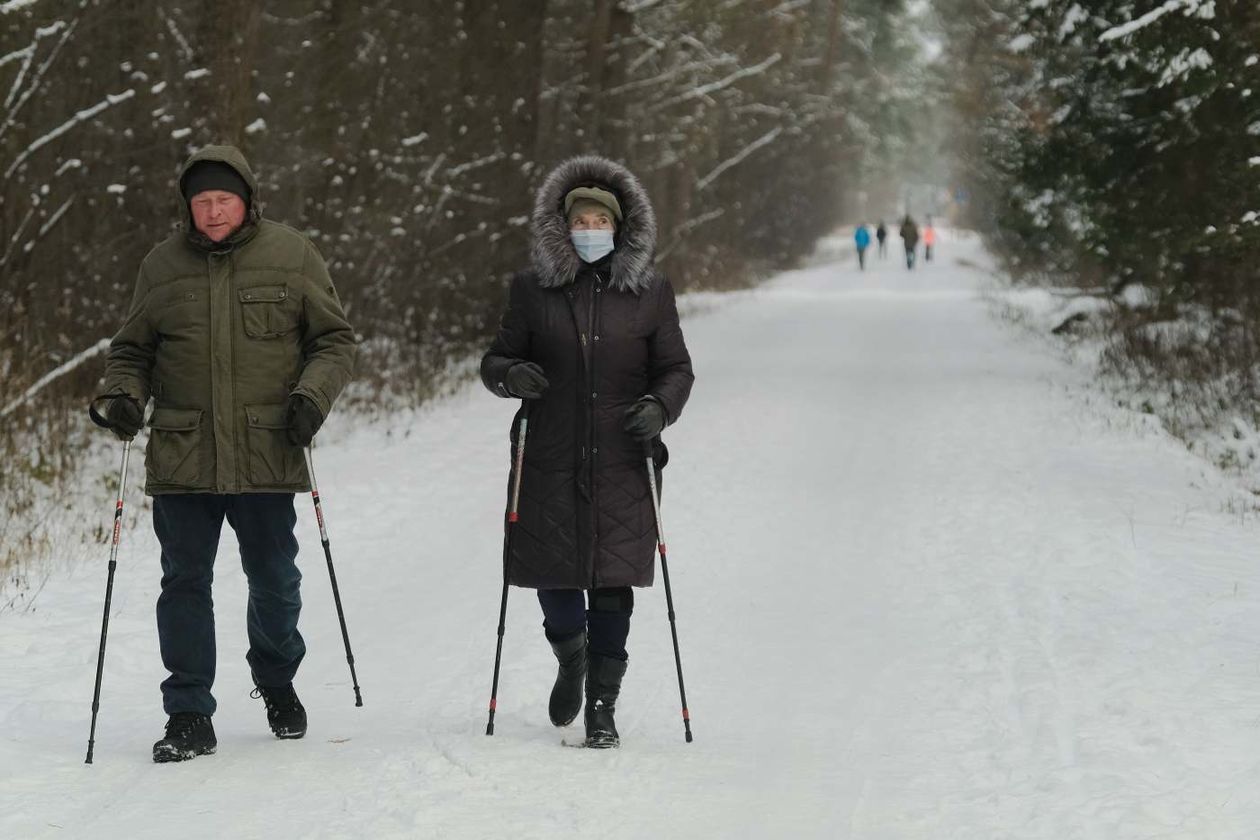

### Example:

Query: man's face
xmin=190 ymin=190 xmax=247 ymax=242
xmin=569 ymin=209 xmax=615 ymax=232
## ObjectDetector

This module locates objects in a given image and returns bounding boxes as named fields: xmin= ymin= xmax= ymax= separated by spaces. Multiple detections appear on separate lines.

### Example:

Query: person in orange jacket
xmin=923 ymin=217 xmax=937 ymax=263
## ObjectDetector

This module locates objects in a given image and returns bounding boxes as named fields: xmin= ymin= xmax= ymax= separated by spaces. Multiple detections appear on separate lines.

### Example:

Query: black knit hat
xmin=181 ymin=161 xmax=251 ymax=203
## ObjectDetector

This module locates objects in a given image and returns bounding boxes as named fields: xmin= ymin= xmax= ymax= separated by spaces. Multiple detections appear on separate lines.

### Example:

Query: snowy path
xmin=5 ymin=232 xmax=1260 ymax=839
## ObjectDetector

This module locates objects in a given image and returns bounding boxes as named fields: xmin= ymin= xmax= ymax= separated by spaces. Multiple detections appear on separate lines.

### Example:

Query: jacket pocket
xmin=244 ymin=403 xmax=305 ymax=486
xmin=146 ymin=407 xmax=204 ymax=486
xmin=153 ymin=289 xmax=204 ymax=338
xmin=239 ymin=285 xmax=300 ymax=339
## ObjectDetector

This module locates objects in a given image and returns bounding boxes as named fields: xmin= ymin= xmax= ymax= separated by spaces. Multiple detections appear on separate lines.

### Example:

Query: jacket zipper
xmin=589 ymin=272 xmax=603 ymax=589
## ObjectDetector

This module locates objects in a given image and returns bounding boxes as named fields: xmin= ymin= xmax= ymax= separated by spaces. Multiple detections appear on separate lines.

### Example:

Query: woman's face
xmin=569 ymin=209 xmax=615 ymax=232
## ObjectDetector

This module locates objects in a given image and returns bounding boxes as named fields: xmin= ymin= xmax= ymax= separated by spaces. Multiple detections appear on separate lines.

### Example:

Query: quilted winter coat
xmin=480 ymin=156 xmax=694 ymax=589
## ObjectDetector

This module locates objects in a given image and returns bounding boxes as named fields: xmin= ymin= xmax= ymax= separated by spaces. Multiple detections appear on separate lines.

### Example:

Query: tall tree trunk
xmin=819 ymin=0 xmax=843 ymax=92
xmin=198 ymin=1 xmax=262 ymax=145
xmin=581 ymin=0 xmax=632 ymax=154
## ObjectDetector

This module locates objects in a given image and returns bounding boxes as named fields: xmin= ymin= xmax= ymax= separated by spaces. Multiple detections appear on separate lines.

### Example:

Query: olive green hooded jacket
xmin=102 ymin=145 xmax=356 ymax=495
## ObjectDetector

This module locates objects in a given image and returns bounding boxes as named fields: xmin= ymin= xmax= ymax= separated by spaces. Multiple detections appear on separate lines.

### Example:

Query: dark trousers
xmin=857 ymin=247 xmax=867 ymax=270
xmin=537 ymin=587 xmax=634 ymax=661
xmin=153 ymin=493 xmax=304 ymax=716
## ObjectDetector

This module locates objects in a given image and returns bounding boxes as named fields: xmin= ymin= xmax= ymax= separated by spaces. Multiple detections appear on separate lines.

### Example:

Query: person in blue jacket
xmin=854 ymin=223 xmax=872 ymax=270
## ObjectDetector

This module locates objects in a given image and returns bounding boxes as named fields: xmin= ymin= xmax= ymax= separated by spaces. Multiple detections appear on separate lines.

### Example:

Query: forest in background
xmin=10 ymin=1 xmax=1258 ymax=592
xmin=0 ymin=0 xmax=925 ymax=590
xmin=934 ymin=0 xmax=1260 ymax=469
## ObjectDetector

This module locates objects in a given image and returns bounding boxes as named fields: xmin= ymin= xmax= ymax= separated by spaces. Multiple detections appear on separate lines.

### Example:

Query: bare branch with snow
xmin=696 ymin=126 xmax=784 ymax=191
xmin=650 ymin=52 xmax=782 ymax=112
xmin=1099 ymin=0 xmax=1208 ymax=42
xmin=4 ymin=89 xmax=135 ymax=181
xmin=0 ymin=338 xmax=110 ymax=419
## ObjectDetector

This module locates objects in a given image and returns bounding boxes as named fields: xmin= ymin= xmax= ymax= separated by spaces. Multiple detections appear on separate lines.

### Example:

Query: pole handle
xmin=508 ymin=407 xmax=529 ymax=520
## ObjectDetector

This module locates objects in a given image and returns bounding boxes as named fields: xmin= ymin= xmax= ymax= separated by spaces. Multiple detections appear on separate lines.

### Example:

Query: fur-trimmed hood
xmin=531 ymin=155 xmax=657 ymax=294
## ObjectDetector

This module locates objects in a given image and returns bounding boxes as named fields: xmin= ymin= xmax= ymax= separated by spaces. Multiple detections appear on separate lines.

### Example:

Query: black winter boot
xmin=152 ymin=712 xmax=217 ymax=763
xmin=584 ymin=653 xmax=628 ymax=749
xmin=252 ymin=683 xmax=307 ymax=739
xmin=548 ymin=631 xmax=587 ymax=727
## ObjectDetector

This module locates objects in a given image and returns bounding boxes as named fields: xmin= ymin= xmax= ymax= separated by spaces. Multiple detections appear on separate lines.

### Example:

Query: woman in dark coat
xmin=481 ymin=156 xmax=694 ymax=748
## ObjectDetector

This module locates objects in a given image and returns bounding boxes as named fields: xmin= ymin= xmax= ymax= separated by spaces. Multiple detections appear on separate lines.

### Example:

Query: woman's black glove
xmin=505 ymin=362 xmax=550 ymax=399
xmin=286 ymin=394 xmax=324 ymax=447
xmin=623 ymin=397 xmax=666 ymax=440
xmin=105 ymin=396 xmax=144 ymax=441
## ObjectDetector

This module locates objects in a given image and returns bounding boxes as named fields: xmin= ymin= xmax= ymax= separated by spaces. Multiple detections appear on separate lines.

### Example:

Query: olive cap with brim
xmin=564 ymin=186 xmax=622 ymax=222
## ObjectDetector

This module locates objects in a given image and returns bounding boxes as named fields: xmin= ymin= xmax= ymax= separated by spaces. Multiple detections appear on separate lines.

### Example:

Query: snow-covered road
xmin=5 ymin=231 xmax=1260 ymax=839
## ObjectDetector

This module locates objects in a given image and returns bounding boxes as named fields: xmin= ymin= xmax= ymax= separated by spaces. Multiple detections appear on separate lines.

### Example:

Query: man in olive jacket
xmin=96 ymin=145 xmax=356 ymax=763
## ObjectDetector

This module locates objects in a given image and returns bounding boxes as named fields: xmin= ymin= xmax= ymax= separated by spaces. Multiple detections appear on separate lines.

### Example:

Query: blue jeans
xmin=537 ymin=587 xmax=634 ymax=661
xmin=153 ymin=494 xmax=304 ymax=716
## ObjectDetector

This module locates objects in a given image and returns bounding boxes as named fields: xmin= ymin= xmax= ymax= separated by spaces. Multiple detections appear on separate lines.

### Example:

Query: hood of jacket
xmin=177 ymin=144 xmax=263 ymax=251
xmin=531 ymin=155 xmax=657 ymax=294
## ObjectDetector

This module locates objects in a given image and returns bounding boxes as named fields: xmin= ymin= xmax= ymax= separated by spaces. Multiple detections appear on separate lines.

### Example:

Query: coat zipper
xmin=589 ymin=272 xmax=603 ymax=589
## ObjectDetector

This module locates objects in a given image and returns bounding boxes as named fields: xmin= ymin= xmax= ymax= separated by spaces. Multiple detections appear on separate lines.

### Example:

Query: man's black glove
xmin=622 ymin=397 xmax=666 ymax=440
xmin=505 ymin=362 xmax=550 ymax=400
xmin=285 ymin=394 xmax=324 ymax=447
xmin=105 ymin=396 xmax=144 ymax=441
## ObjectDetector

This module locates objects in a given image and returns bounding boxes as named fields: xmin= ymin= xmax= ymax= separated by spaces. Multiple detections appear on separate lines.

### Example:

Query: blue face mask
xmin=570 ymin=229 xmax=615 ymax=263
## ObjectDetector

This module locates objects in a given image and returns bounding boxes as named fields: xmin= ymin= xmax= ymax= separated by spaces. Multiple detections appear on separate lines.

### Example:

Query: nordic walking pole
xmin=644 ymin=440 xmax=693 ymax=743
xmin=85 ymin=439 xmax=133 ymax=764
xmin=486 ymin=405 xmax=529 ymax=735
xmin=303 ymin=447 xmax=363 ymax=707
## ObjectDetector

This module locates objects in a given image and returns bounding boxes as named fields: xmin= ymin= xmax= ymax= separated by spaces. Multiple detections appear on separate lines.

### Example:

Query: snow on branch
xmin=696 ymin=126 xmax=783 ymax=191
xmin=655 ymin=208 xmax=726 ymax=262
xmin=158 ymin=7 xmax=195 ymax=62
xmin=1099 ymin=0 xmax=1209 ymax=42
xmin=447 ymin=151 xmax=506 ymax=178
xmin=620 ymin=0 xmax=664 ymax=12
xmin=36 ymin=194 xmax=74 ymax=238
xmin=4 ymin=89 xmax=135 ymax=181
xmin=0 ymin=0 xmax=42 ymax=14
xmin=683 ymin=52 xmax=781 ymax=100
xmin=2 ymin=18 xmax=75 ymax=131
xmin=1 ymin=19 xmax=66 ymax=78
xmin=0 ymin=338 xmax=110 ymax=419
xmin=606 ymin=56 xmax=736 ymax=97
xmin=649 ymin=52 xmax=782 ymax=112
xmin=0 ymin=44 xmax=33 ymax=69
xmin=609 ymin=55 xmax=735 ymax=96
xmin=0 ymin=204 xmax=34 ymax=267
xmin=767 ymin=0 xmax=811 ymax=19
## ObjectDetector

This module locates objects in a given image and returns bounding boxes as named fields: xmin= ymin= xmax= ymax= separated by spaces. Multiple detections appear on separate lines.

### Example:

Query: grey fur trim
xmin=531 ymin=155 xmax=657 ymax=293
